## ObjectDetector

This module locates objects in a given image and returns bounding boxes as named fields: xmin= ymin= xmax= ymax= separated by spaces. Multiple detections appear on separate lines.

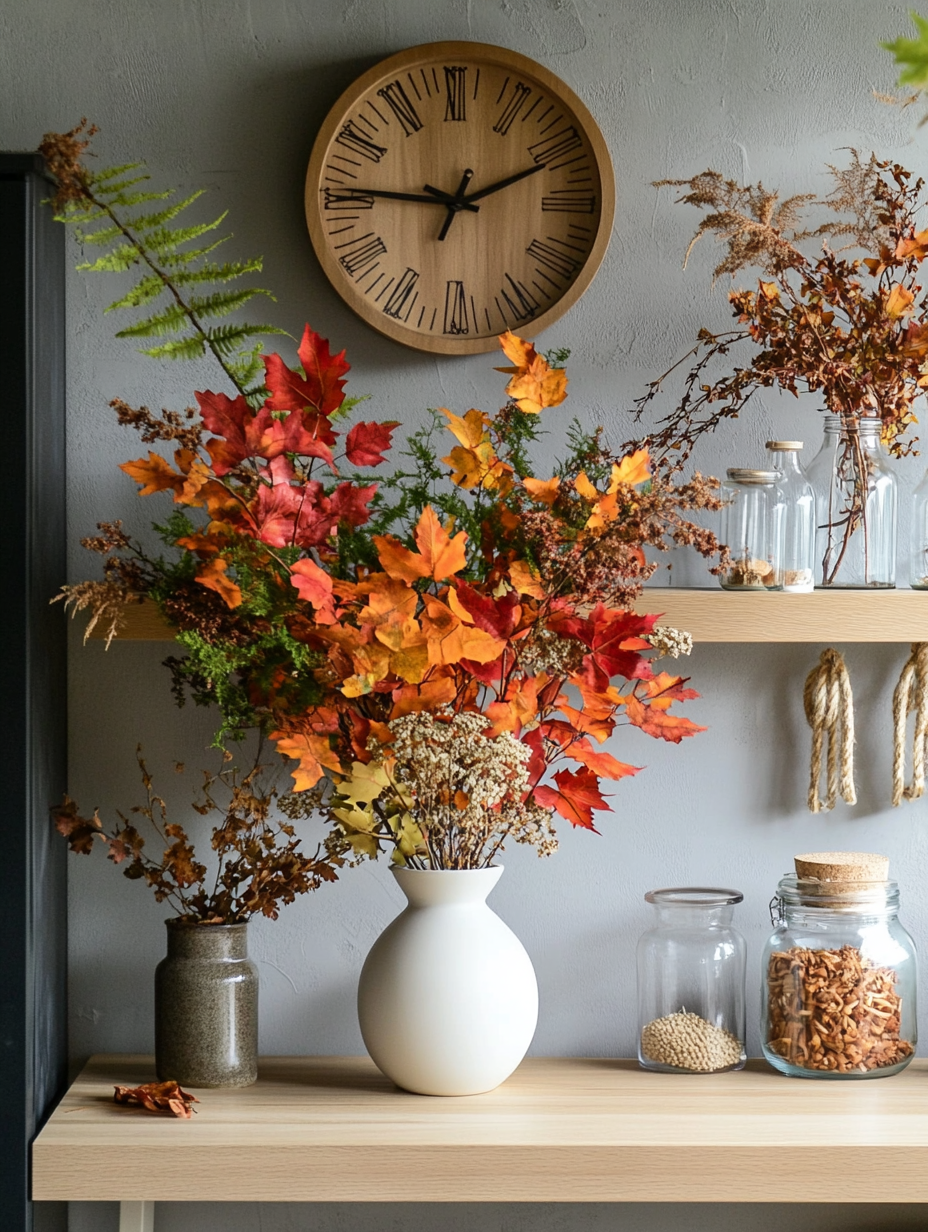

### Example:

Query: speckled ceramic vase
xmin=155 ymin=920 xmax=258 ymax=1088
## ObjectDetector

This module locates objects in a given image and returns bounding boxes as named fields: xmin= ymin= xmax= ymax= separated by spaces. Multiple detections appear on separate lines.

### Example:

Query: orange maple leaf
xmin=390 ymin=676 xmax=457 ymax=719
xmin=624 ymin=695 xmax=705 ymax=742
xmin=609 ymin=449 xmax=651 ymax=489
xmin=509 ymin=559 xmax=545 ymax=598
xmin=194 ymin=557 xmax=242 ymax=609
xmin=886 ymin=284 xmax=915 ymax=320
xmin=495 ymin=331 xmax=568 ymax=413
xmin=290 ymin=559 xmax=336 ymax=623
xmin=567 ymin=736 xmax=640 ymax=781
xmin=522 ymin=475 xmax=561 ymax=506
xmin=119 ymin=451 xmax=183 ymax=497
xmin=272 ymin=729 xmax=343 ymax=790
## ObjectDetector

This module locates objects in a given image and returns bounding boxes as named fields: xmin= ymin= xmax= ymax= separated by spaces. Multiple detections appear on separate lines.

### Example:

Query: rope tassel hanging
xmin=891 ymin=642 xmax=928 ymax=807
xmin=803 ymin=648 xmax=856 ymax=813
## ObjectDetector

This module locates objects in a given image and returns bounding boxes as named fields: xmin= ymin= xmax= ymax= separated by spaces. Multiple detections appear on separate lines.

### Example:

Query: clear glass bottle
xmin=719 ymin=469 xmax=784 ymax=590
xmin=806 ymin=415 xmax=897 ymax=588
xmin=909 ymin=468 xmax=928 ymax=589
xmin=766 ymin=441 xmax=814 ymax=592
xmin=637 ymin=888 xmax=746 ymax=1074
xmin=761 ymin=877 xmax=917 ymax=1079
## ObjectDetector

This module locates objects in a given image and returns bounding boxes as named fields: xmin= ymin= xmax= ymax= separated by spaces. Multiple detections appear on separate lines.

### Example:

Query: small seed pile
xmin=725 ymin=556 xmax=775 ymax=588
xmin=640 ymin=1011 xmax=744 ymax=1072
xmin=766 ymin=945 xmax=914 ymax=1073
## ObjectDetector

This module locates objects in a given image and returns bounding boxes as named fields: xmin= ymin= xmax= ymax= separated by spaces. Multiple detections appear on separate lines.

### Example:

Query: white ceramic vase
xmin=357 ymin=865 xmax=538 ymax=1096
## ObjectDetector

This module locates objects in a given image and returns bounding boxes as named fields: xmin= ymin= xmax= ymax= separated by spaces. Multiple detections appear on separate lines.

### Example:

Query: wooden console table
xmin=32 ymin=1054 xmax=928 ymax=1227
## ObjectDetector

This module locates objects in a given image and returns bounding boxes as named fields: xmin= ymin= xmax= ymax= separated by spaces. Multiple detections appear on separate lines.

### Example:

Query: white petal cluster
xmin=646 ymin=624 xmax=693 ymax=659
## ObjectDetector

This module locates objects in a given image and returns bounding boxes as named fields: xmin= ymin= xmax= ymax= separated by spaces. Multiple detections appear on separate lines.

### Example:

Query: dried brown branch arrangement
xmin=634 ymin=152 xmax=928 ymax=464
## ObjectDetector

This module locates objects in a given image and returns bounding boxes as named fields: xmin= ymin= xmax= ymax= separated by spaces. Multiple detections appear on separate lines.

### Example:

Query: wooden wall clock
xmin=305 ymin=41 xmax=615 ymax=355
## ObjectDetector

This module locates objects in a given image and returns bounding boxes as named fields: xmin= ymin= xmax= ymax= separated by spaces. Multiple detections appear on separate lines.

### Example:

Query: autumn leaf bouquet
xmin=45 ymin=120 xmax=722 ymax=887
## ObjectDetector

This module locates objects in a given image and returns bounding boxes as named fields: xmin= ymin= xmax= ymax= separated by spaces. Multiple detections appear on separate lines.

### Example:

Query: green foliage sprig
xmin=39 ymin=120 xmax=286 ymax=401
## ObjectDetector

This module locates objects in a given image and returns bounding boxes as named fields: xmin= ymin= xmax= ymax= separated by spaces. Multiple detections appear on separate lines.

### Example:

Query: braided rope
xmin=803 ymin=648 xmax=856 ymax=813
xmin=891 ymin=642 xmax=928 ymax=807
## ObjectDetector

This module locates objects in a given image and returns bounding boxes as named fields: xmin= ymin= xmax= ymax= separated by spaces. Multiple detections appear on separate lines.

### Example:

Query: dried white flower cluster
xmin=518 ymin=626 xmax=585 ymax=676
xmin=382 ymin=708 xmax=558 ymax=867
xmin=646 ymin=625 xmax=693 ymax=659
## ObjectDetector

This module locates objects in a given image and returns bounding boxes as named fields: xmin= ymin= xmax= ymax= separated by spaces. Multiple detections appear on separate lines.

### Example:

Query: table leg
xmin=119 ymin=1201 xmax=154 ymax=1232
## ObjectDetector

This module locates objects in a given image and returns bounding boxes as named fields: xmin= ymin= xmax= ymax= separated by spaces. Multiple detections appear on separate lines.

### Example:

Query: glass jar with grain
xmin=637 ymin=887 xmax=746 ymax=1074
xmin=761 ymin=852 xmax=917 ymax=1079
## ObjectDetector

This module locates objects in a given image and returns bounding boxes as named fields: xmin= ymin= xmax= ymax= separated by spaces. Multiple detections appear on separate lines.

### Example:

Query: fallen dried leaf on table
xmin=113 ymin=1080 xmax=199 ymax=1118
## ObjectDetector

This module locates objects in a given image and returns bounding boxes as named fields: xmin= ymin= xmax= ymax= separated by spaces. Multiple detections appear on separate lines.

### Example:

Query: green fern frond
xmin=126 ymin=191 xmax=206 ymax=233
xmin=76 ymin=245 xmax=140 ymax=272
xmin=140 ymin=337 xmax=209 ymax=361
xmin=104 ymin=274 xmax=166 ymax=313
xmin=115 ymin=302 xmax=190 ymax=339
xmin=88 ymin=162 xmax=146 ymax=186
xmin=47 ymin=130 xmax=285 ymax=397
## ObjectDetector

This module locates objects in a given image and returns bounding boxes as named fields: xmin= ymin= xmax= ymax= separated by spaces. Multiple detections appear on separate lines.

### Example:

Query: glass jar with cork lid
xmin=718 ymin=469 xmax=784 ymax=590
xmin=761 ymin=852 xmax=917 ymax=1079
xmin=637 ymin=887 xmax=746 ymax=1074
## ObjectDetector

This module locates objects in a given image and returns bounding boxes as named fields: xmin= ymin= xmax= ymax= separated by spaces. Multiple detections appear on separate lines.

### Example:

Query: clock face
xmin=305 ymin=41 xmax=614 ymax=354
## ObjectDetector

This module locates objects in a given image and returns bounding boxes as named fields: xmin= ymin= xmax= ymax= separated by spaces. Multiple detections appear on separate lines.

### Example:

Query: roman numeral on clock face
xmin=335 ymin=121 xmax=388 ymax=162
xmin=323 ymin=188 xmax=374 ymax=211
xmin=443 ymin=281 xmax=469 ymax=335
xmin=526 ymin=238 xmax=580 ymax=282
xmin=383 ymin=268 xmax=420 ymax=320
xmin=377 ymin=80 xmax=423 ymax=136
xmin=500 ymin=273 xmax=539 ymax=322
xmin=542 ymin=191 xmax=596 ymax=214
xmin=444 ymin=66 xmax=467 ymax=121
xmin=529 ymin=126 xmax=582 ymax=166
xmin=338 ymin=233 xmax=388 ymax=278
xmin=494 ymin=79 xmax=531 ymax=135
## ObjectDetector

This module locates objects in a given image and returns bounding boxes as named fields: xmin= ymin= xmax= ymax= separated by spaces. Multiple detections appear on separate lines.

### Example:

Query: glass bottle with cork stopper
xmin=761 ymin=852 xmax=917 ymax=1079
xmin=766 ymin=440 xmax=815 ymax=592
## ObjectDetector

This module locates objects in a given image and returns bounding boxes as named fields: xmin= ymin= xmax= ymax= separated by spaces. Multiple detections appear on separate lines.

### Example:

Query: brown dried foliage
xmin=38 ymin=118 xmax=97 ymax=208
xmin=767 ymin=945 xmax=914 ymax=1074
xmin=113 ymin=1080 xmax=198 ymax=1118
xmin=637 ymin=153 xmax=928 ymax=462
xmin=52 ymin=748 xmax=340 ymax=923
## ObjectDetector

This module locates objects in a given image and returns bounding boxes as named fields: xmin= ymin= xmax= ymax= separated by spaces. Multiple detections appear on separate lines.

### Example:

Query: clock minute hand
xmin=351 ymin=187 xmax=479 ymax=211
xmin=463 ymin=163 xmax=545 ymax=203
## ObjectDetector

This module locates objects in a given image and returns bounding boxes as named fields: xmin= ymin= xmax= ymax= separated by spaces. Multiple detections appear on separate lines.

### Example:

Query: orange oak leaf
xmin=523 ymin=475 xmax=561 ymax=506
xmin=509 ymin=559 xmax=545 ymax=598
xmin=390 ymin=676 xmax=457 ymax=718
xmin=567 ymin=736 xmax=640 ymax=781
xmin=119 ymin=451 xmax=183 ymax=497
xmin=534 ymin=767 xmax=608 ymax=831
xmin=194 ymin=557 xmax=242 ymax=609
xmin=610 ymin=449 xmax=651 ymax=488
xmin=114 ymin=1081 xmax=199 ymax=1119
xmin=624 ymin=695 xmax=705 ymax=742
xmin=272 ymin=729 xmax=343 ymax=790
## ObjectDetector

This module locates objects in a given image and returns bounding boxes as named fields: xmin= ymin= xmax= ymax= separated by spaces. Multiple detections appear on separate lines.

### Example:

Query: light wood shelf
xmin=89 ymin=589 xmax=928 ymax=644
xmin=31 ymin=1055 xmax=928 ymax=1204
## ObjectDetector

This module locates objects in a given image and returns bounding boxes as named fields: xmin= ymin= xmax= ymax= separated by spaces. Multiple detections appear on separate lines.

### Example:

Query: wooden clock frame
xmin=305 ymin=41 xmax=615 ymax=355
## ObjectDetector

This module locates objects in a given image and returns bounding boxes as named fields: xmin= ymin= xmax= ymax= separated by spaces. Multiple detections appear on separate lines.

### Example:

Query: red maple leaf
xmin=534 ymin=767 xmax=608 ymax=830
xmin=196 ymin=390 xmax=254 ymax=475
xmin=264 ymin=325 xmax=349 ymax=417
xmin=450 ymin=581 xmax=521 ymax=639
xmin=344 ymin=420 xmax=399 ymax=467
xmin=328 ymin=481 xmax=377 ymax=528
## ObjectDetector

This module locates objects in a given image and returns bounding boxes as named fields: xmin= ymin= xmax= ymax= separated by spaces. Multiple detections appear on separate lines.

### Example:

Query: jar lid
xmin=766 ymin=440 xmax=803 ymax=451
xmin=645 ymin=886 xmax=743 ymax=906
xmin=725 ymin=468 xmax=780 ymax=484
xmin=794 ymin=851 xmax=889 ymax=882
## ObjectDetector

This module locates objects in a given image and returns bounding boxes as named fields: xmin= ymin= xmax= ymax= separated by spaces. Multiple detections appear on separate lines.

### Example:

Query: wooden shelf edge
xmin=84 ymin=590 xmax=928 ymax=644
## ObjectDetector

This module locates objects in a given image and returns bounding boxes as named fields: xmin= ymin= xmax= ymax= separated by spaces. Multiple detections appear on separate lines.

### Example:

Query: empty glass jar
xmin=637 ymin=888 xmax=746 ymax=1074
xmin=766 ymin=441 xmax=815 ymax=592
xmin=719 ymin=469 xmax=784 ymax=590
xmin=806 ymin=415 xmax=897 ymax=588
xmin=761 ymin=876 xmax=917 ymax=1079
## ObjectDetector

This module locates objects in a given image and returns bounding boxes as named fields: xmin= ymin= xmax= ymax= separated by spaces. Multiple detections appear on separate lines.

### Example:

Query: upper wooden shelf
xmin=90 ymin=589 xmax=928 ymax=644
xmin=31 ymin=1055 xmax=928 ymax=1204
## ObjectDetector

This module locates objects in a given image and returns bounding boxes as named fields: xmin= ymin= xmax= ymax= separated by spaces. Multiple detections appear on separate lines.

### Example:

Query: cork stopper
xmin=794 ymin=851 xmax=889 ymax=883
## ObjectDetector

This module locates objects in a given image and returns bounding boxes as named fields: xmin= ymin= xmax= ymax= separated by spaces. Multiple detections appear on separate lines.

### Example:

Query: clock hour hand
xmin=463 ymin=163 xmax=545 ymax=203
xmin=350 ymin=187 xmax=479 ymax=211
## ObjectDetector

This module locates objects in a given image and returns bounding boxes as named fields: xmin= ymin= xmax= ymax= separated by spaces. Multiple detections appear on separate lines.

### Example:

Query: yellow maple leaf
xmin=609 ymin=449 xmax=651 ymax=489
xmin=575 ymin=471 xmax=599 ymax=501
xmin=442 ymin=407 xmax=490 ymax=449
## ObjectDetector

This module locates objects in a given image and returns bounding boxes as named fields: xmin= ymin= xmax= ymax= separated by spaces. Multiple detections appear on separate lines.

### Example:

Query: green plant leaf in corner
xmin=883 ymin=12 xmax=928 ymax=89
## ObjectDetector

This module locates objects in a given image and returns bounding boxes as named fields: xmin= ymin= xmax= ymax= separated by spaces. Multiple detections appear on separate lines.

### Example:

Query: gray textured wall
xmin=3 ymin=1 xmax=928 ymax=1229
